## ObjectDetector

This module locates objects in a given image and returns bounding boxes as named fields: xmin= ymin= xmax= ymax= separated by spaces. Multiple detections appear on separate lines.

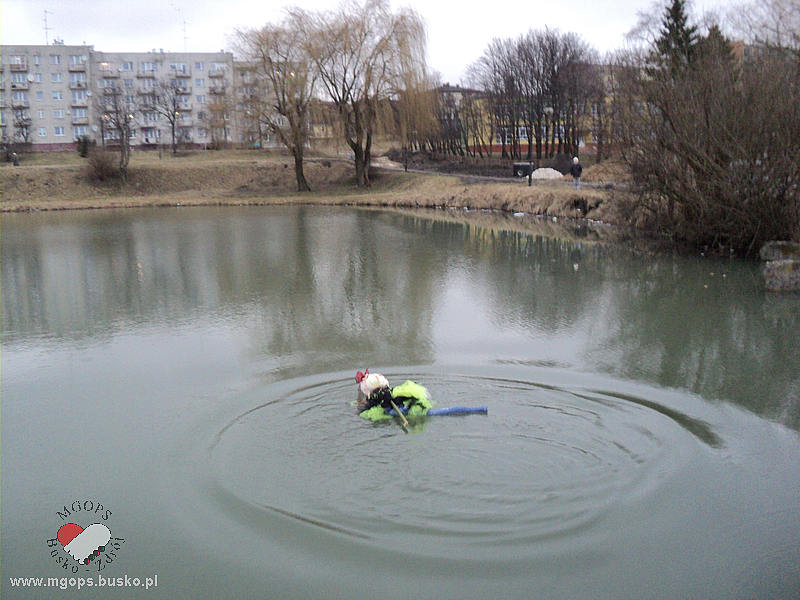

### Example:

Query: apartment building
xmin=1 ymin=44 xmax=236 ymax=151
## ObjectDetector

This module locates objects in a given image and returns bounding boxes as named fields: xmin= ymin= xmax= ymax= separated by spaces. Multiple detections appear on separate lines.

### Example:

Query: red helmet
xmin=355 ymin=368 xmax=369 ymax=383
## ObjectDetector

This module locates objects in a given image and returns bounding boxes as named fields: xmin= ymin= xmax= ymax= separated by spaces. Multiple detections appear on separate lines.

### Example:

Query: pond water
xmin=2 ymin=206 xmax=799 ymax=599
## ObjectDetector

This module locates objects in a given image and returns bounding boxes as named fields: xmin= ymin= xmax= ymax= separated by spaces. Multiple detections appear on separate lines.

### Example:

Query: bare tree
xmin=299 ymin=0 xmax=428 ymax=187
xmin=12 ymin=107 xmax=32 ymax=145
xmin=144 ymin=79 xmax=188 ymax=154
xmin=202 ymin=88 xmax=232 ymax=150
xmin=729 ymin=0 xmax=800 ymax=57
xmin=235 ymin=64 xmax=272 ymax=149
xmin=95 ymin=86 xmax=138 ymax=182
xmin=467 ymin=28 xmax=599 ymax=162
xmin=235 ymin=14 xmax=317 ymax=191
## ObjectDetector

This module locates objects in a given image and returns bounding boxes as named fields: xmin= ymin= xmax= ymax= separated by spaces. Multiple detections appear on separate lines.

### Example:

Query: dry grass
xmin=561 ymin=158 xmax=633 ymax=184
xmin=1 ymin=149 xmax=621 ymax=224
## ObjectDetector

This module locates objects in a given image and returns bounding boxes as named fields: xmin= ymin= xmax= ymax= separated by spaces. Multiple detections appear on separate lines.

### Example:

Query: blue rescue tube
xmin=387 ymin=406 xmax=487 ymax=417
xmin=428 ymin=406 xmax=488 ymax=416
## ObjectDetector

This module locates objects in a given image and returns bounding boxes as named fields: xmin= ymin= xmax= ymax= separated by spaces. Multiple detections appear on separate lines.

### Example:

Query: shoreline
xmin=0 ymin=152 xmax=622 ymax=227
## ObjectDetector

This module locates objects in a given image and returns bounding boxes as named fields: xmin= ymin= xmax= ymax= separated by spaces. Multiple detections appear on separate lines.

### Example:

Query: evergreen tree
xmin=696 ymin=24 xmax=734 ymax=65
xmin=652 ymin=0 xmax=699 ymax=74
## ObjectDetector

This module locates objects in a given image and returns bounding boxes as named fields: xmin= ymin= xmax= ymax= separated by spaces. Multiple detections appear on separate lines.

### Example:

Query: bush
xmin=86 ymin=150 xmax=119 ymax=182
xmin=619 ymin=45 xmax=800 ymax=255
xmin=76 ymin=136 xmax=91 ymax=158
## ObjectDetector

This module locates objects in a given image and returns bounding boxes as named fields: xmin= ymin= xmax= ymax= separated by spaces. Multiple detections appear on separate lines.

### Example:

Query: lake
xmin=2 ymin=205 xmax=799 ymax=599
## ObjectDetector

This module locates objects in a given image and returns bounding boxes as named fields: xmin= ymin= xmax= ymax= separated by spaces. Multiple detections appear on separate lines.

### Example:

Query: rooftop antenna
xmin=170 ymin=2 xmax=189 ymax=52
xmin=43 ymin=10 xmax=53 ymax=45
xmin=182 ymin=18 xmax=189 ymax=52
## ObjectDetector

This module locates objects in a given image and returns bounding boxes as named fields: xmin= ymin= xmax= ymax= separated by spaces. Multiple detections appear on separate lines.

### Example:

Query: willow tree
xmin=298 ymin=0 xmax=427 ymax=187
xmin=235 ymin=14 xmax=317 ymax=191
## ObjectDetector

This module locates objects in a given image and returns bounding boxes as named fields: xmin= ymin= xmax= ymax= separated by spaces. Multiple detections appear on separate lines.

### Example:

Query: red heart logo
xmin=57 ymin=523 xmax=84 ymax=547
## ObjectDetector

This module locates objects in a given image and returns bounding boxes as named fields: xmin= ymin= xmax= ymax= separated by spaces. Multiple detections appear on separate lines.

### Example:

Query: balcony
xmin=177 ymin=103 xmax=192 ymax=112
xmin=72 ymin=116 xmax=89 ymax=125
xmin=68 ymin=63 xmax=87 ymax=72
xmin=136 ymin=71 xmax=156 ymax=78
xmin=176 ymin=86 xmax=192 ymax=95
xmin=102 ymin=87 xmax=121 ymax=95
xmin=209 ymin=85 xmax=226 ymax=95
xmin=11 ymin=99 xmax=30 ymax=108
xmin=208 ymin=70 xmax=225 ymax=78
xmin=10 ymin=82 xmax=29 ymax=90
xmin=71 ymin=99 xmax=88 ymax=107
xmin=10 ymin=63 xmax=28 ymax=72
xmin=171 ymin=69 xmax=191 ymax=78
xmin=99 ymin=70 xmax=120 ymax=78
xmin=69 ymin=81 xmax=87 ymax=90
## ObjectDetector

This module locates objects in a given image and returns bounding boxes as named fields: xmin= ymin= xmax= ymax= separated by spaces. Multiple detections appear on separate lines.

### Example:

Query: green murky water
xmin=2 ymin=206 xmax=799 ymax=599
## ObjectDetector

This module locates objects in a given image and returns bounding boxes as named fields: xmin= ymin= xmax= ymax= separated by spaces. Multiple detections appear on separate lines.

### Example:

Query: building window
xmin=195 ymin=62 xmax=204 ymax=71
xmin=36 ymin=91 xmax=44 ymax=101
xmin=169 ymin=62 xmax=187 ymax=74
xmin=73 ymin=125 xmax=88 ymax=138
xmin=49 ymin=55 xmax=62 ymax=65
xmin=54 ymin=109 xmax=65 ymax=119
xmin=71 ymin=72 xmax=87 ymax=85
xmin=196 ymin=95 xmax=205 ymax=104
xmin=195 ymin=79 xmax=204 ymax=88
xmin=141 ymin=62 xmax=158 ymax=72
xmin=33 ymin=55 xmax=41 ymax=66
xmin=35 ymin=73 xmax=42 ymax=83
xmin=54 ymin=126 xmax=65 ymax=136
xmin=11 ymin=55 xmax=26 ymax=65
xmin=70 ymin=55 xmax=87 ymax=65
xmin=38 ymin=110 xmax=46 ymax=119
xmin=124 ymin=78 xmax=134 ymax=88
xmin=72 ymin=90 xmax=87 ymax=103
xmin=38 ymin=127 xmax=47 ymax=137
xmin=73 ymin=108 xmax=88 ymax=118
xmin=51 ymin=73 xmax=63 ymax=83
xmin=12 ymin=91 xmax=27 ymax=102
xmin=121 ymin=61 xmax=133 ymax=71
xmin=52 ymin=91 xmax=64 ymax=100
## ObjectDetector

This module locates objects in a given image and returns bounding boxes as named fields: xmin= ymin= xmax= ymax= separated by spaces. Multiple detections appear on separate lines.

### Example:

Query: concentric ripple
xmin=208 ymin=368 xmax=722 ymax=560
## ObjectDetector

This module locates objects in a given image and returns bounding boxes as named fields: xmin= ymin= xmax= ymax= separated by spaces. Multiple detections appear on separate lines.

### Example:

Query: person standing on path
xmin=570 ymin=156 xmax=583 ymax=189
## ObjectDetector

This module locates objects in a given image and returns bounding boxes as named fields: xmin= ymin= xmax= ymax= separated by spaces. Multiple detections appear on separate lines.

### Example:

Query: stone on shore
xmin=760 ymin=241 xmax=800 ymax=262
xmin=761 ymin=241 xmax=800 ymax=292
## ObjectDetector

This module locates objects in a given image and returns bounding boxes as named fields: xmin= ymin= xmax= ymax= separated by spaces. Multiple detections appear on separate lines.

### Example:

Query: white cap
xmin=573 ymin=157 xmax=579 ymax=163
xmin=360 ymin=372 xmax=389 ymax=397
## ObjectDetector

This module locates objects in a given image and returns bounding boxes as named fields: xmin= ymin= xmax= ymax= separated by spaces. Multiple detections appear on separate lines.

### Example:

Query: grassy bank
xmin=0 ymin=150 xmax=621 ymax=224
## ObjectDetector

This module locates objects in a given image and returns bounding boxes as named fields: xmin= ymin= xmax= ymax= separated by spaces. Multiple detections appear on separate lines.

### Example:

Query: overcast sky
xmin=2 ymin=0 xmax=736 ymax=83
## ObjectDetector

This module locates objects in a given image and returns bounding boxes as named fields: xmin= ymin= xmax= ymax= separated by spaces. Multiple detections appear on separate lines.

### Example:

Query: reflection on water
xmin=2 ymin=206 xmax=799 ymax=600
xmin=6 ymin=206 xmax=791 ymax=426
